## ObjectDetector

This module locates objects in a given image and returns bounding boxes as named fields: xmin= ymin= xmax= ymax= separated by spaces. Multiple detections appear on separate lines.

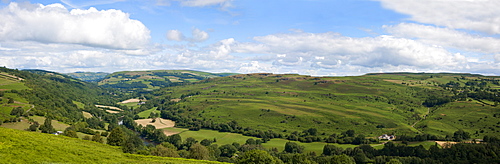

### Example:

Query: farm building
xmin=379 ymin=134 xmax=396 ymax=140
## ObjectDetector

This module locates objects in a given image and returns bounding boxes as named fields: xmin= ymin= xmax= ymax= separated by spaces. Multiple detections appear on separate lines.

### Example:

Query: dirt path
xmin=9 ymin=100 xmax=35 ymax=114
xmin=411 ymin=108 xmax=430 ymax=133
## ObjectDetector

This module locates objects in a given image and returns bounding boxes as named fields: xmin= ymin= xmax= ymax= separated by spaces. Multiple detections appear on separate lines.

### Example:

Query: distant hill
xmin=98 ymin=70 xmax=238 ymax=91
xmin=0 ymin=127 xmax=221 ymax=164
xmin=66 ymin=72 xmax=110 ymax=82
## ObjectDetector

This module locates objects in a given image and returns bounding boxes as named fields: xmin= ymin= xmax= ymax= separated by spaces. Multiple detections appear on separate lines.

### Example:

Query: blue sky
xmin=0 ymin=0 xmax=499 ymax=76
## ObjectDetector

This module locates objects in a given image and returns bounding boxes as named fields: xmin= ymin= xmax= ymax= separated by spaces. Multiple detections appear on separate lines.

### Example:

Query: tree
xmin=168 ymin=134 xmax=182 ymax=149
xmin=331 ymin=154 xmax=355 ymax=164
xmin=184 ymin=137 xmax=198 ymax=149
xmin=353 ymin=134 xmax=366 ymax=145
xmin=92 ymin=133 xmax=104 ymax=143
xmin=28 ymin=121 xmax=39 ymax=131
xmin=64 ymin=130 xmax=78 ymax=138
xmin=200 ymin=139 xmax=213 ymax=146
xmin=107 ymin=127 xmax=124 ymax=146
xmin=323 ymin=145 xmax=343 ymax=156
xmin=386 ymin=158 xmax=402 ymax=164
xmin=188 ymin=143 xmax=209 ymax=160
xmin=343 ymin=130 xmax=355 ymax=137
xmin=122 ymin=133 xmax=144 ymax=154
xmin=151 ymin=145 xmax=179 ymax=157
xmin=219 ymin=144 xmax=238 ymax=157
xmin=284 ymin=142 xmax=304 ymax=153
xmin=8 ymin=97 xmax=14 ymax=104
xmin=237 ymin=149 xmax=282 ymax=164
xmin=39 ymin=118 xmax=55 ymax=134
xmin=453 ymin=129 xmax=470 ymax=142
xmin=10 ymin=107 xmax=24 ymax=117
xmin=83 ymin=135 xmax=92 ymax=140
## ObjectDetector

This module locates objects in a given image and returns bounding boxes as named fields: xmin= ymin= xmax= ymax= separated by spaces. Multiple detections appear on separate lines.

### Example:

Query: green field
xmin=0 ymin=127 xmax=223 ymax=164
xmin=137 ymin=107 xmax=158 ymax=118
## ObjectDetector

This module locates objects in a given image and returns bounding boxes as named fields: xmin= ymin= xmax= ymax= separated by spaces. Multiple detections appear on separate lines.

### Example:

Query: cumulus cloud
xmin=378 ymin=0 xmax=500 ymax=34
xmin=0 ymin=2 xmax=150 ymax=50
xmin=166 ymin=28 xmax=209 ymax=42
xmin=385 ymin=23 xmax=500 ymax=54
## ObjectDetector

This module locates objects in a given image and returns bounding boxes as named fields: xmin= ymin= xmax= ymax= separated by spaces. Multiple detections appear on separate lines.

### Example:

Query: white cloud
xmin=191 ymin=28 xmax=209 ymax=42
xmin=166 ymin=28 xmax=209 ymax=42
xmin=378 ymin=0 xmax=500 ymax=34
xmin=0 ymin=2 xmax=150 ymax=50
xmin=385 ymin=23 xmax=500 ymax=54
xmin=166 ymin=30 xmax=185 ymax=41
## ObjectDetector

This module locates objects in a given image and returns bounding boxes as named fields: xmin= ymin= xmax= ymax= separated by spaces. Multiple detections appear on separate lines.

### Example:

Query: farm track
xmin=410 ymin=108 xmax=430 ymax=133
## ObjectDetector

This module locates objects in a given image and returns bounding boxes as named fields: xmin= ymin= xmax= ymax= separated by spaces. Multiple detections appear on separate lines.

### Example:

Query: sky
xmin=0 ymin=0 xmax=499 ymax=76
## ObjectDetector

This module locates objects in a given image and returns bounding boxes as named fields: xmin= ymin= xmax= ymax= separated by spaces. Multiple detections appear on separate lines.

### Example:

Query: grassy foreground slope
xmin=155 ymin=72 xmax=500 ymax=138
xmin=0 ymin=127 xmax=222 ymax=164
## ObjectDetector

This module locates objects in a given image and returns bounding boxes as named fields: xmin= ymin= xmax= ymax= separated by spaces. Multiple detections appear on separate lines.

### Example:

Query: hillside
xmin=0 ymin=68 xmax=121 ymax=123
xmin=66 ymin=72 xmax=110 ymax=82
xmin=151 ymin=73 xmax=500 ymax=140
xmin=0 ymin=127 xmax=222 ymax=164
xmin=98 ymin=70 xmax=237 ymax=92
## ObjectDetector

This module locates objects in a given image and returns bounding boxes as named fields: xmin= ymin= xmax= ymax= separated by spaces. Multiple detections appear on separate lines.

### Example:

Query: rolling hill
xmin=151 ymin=72 xmax=500 ymax=140
xmin=65 ymin=72 xmax=110 ymax=82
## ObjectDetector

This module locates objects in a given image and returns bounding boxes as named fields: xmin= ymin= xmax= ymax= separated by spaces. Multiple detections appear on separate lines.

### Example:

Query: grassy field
xmin=137 ymin=107 xmax=158 ymax=118
xmin=0 ymin=127 xmax=224 ymax=164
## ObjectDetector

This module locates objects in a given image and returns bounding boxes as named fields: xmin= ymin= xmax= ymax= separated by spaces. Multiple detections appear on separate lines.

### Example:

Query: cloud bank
xmin=0 ymin=2 xmax=150 ymax=50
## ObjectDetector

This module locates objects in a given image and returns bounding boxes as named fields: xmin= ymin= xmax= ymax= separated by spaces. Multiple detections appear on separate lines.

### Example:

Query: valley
xmin=0 ymin=67 xmax=499 ymax=163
